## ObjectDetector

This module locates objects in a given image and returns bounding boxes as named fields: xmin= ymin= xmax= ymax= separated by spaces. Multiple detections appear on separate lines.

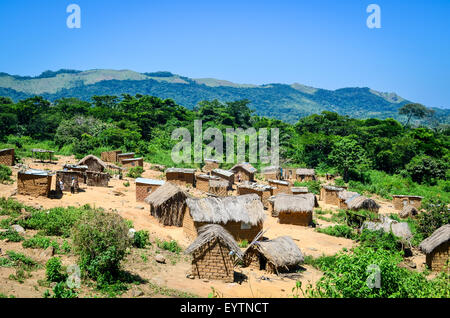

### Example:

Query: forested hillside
xmin=1 ymin=69 xmax=449 ymax=124
xmin=0 ymin=94 xmax=448 ymax=203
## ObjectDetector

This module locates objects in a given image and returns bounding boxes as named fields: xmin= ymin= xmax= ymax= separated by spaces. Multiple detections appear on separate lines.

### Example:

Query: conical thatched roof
xmin=400 ymin=205 xmax=418 ymax=218
xmin=77 ymin=155 xmax=107 ymax=170
xmin=144 ymin=182 xmax=187 ymax=207
xmin=419 ymin=224 xmax=450 ymax=254
xmin=273 ymin=193 xmax=315 ymax=215
xmin=246 ymin=236 xmax=304 ymax=270
xmin=345 ymin=195 xmax=380 ymax=212
xmin=186 ymin=194 xmax=265 ymax=226
xmin=185 ymin=224 xmax=243 ymax=258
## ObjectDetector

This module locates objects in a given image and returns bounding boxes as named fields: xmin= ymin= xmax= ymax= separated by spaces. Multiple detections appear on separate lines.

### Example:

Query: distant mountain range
xmin=0 ymin=69 xmax=448 ymax=124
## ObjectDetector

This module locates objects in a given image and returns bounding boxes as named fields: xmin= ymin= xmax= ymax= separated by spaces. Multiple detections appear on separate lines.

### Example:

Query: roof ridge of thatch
xmin=185 ymin=224 xmax=243 ymax=258
xmin=231 ymin=163 xmax=257 ymax=173
xmin=273 ymin=193 xmax=315 ymax=213
xmin=186 ymin=194 xmax=265 ymax=225
xmin=419 ymin=224 xmax=450 ymax=254
xmin=77 ymin=154 xmax=107 ymax=169
xmin=144 ymin=182 xmax=187 ymax=206
xmin=248 ymin=236 xmax=303 ymax=268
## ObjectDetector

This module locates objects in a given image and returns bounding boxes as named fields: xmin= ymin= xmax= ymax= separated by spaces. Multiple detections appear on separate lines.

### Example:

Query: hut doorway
xmin=258 ymin=255 xmax=267 ymax=270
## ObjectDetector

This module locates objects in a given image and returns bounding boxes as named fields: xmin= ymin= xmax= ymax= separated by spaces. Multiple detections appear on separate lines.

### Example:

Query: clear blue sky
xmin=0 ymin=0 xmax=449 ymax=109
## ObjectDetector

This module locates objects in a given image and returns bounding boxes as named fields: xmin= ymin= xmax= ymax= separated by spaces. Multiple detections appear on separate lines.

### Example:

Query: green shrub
xmin=417 ymin=198 xmax=450 ymax=238
xmin=126 ymin=166 xmax=144 ymax=179
xmin=44 ymin=281 xmax=78 ymax=298
xmin=156 ymin=239 xmax=182 ymax=254
xmin=316 ymin=225 xmax=357 ymax=239
xmin=238 ymin=240 xmax=249 ymax=248
xmin=46 ymin=257 xmax=66 ymax=283
xmin=0 ymin=165 xmax=12 ymax=183
xmin=71 ymin=211 xmax=131 ymax=284
xmin=22 ymin=235 xmax=60 ymax=251
xmin=6 ymin=251 xmax=38 ymax=270
xmin=133 ymin=230 xmax=150 ymax=248
xmin=293 ymin=180 xmax=321 ymax=194
xmin=0 ymin=229 xmax=24 ymax=242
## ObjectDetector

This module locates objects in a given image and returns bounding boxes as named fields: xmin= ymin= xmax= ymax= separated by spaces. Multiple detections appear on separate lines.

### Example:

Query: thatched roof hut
xmin=77 ymin=155 xmax=107 ymax=172
xmin=273 ymin=193 xmax=316 ymax=217
xmin=400 ymin=205 xmax=419 ymax=219
xmin=231 ymin=163 xmax=256 ymax=182
xmin=244 ymin=236 xmax=304 ymax=273
xmin=185 ymin=224 xmax=243 ymax=282
xmin=186 ymin=194 xmax=265 ymax=226
xmin=419 ymin=224 xmax=450 ymax=255
xmin=185 ymin=224 xmax=243 ymax=258
xmin=295 ymin=168 xmax=316 ymax=181
xmin=144 ymin=182 xmax=189 ymax=226
xmin=419 ymin=224 xmax=450 ymax=272
xmin=338 ymin=191 xmax=380 ymax=212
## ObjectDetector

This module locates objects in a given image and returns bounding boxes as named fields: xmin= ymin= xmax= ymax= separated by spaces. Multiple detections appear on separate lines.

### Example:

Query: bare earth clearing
xmin=0 ymin=155 xmax=426 ymax=298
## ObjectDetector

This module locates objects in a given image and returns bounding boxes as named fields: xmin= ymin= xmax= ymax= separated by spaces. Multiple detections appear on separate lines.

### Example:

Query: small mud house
xmin=185 ymin=224 xmax=243 ymax=282
xmin=77 ymin=155 xmax=107 ymax=173
xmin=135 ymin=178 xmax=165 ymax=202
xmin=262 ymin=166 xmax=282 ymax=180
xmin=101 ymin=150 xmax=122 ymax=163
xmin=165 ymin=168 xmax=196 ymax=187
xmin=62 ymin=164 xmax=88 ymax=183
xmin=17 ymin=169 xmax=53 ymax=197
xmin=56 ymin=170 xmax=84 ymax=191
xmin=291 ymin=187 xmax=309 ymax=195
xmin=211 ymin=168 xmax=234 ymax=189
xmin=117 ymin=152 xmax=135 ymax=163
xmin=268 ymin=179 xmax=291 ymax=195
xmin=196 ymin=174 xmax=221 ymax=192
xmin=121 ymin=157 xmax=144 ymax=169
xmin=0 ymin=148 xmax=14 ymax=166
xmin=86 ymin=171 xmax=110 ymax=187
xmin=419 ymin=224 xmax=450 ymax=272
xmin=296 ymin=168 xmax=316 ymax=182
xmin=208 ymin=179 xmax=229 ymax=197
xmin=231 ymin=163 xmax=256 ymax=183
xmin=282 ymin=167 xmax=297 ymax=181
xmin=243 ymin=236 xmax=304 ymax=274
xmin=237 ymin=182 xmax=275 ymax=209
xmin=144 ymin=182 xmax=188 ymax=226
xmin=392 ymin=195 xmax=423 ymax=211
xmin=273 ymin=193 xmax=315 ymax=226
xmin=320 ymin=185 xmax=345 ymax=206
xmin=202 ymin=159 xmax=220 ymax=173
xmin=183 ymin=194 xmax=266 ymax=242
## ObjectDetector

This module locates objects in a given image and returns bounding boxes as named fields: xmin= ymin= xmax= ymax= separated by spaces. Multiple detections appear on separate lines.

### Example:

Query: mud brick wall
xmin=426 ymin=241 xmax=449 ymax=272
xmin=136 ymin=183 xmax=161 ymax=202
xmin=56 ymin=171 xmax=84 ymax=191
xmin=203 ymin=161 xmax=219 ymax=173
xmin=278 ymin=211 xmax=312 ymax=226
xmin=0 ymin=149 xmax=14 ymax=166
xmin=101 ymin=150 xmax=122 ymax=163
xmin=244 ymin=250 xmax=261 ymax=270
xmin=392 ymin=197 xmax=422 ymax=210
xmin=196 ymin=177 xmax=210 ymax=192
xmin=338 ymin=198 xmax=348 ymax=209
xmin=211 ymin=171 xmax=234 ymax=189
xmin=320 ymin=188 xmax=341 ymax=206
xmin=191 ymin=240 xmax=234 ymax=282
xmin=122 ymin=158 xmax=143 ymax=169
xmin=117 ymin=153 xmax=135 ymax=163
xmin=269 ymin=182 xmax=291 ymax=195
xmin=263 ymin=172 xmax=278 ymax=181
xmin=209 ymin=185 xmax=228 ymax=197
xmin=86 ymin=171 xmax=109 ymax=187
xmin=233 ymin=167 xmax=254 ymax=182
xmin=17 ymin=174 xmax=51 ymax=197
xmin=296 ymin=175 xmax=315 ymax=182
xmin=185 ymin=173 xmax=195 ymax=187
xmin=182 ymin=208 xmax=197 ymax=240
xmin=282 ymin=168 xmax=296 ymax=181
xmin=237 ymin=187 xmax=271 ymax=209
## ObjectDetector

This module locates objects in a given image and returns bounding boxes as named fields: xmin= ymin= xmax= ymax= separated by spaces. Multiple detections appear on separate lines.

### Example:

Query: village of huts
xmin=0 ymin=150 xmax=448 ymax=298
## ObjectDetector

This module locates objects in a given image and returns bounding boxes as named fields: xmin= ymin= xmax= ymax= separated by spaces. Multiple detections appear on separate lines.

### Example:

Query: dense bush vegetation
xmin=126 ymin=166 xmax=144 ymax=179
xmin=71 ymin=210 xmax=131 ymax=286
xmin=0 ymin=164 xmax=12 ymax=183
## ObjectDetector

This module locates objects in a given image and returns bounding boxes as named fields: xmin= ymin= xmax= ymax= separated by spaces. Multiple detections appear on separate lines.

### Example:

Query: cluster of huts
xmin=16 ymin=154 xmax=113 ymax=197
xmin=101 ymin=150 xmax=143 ymax=169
